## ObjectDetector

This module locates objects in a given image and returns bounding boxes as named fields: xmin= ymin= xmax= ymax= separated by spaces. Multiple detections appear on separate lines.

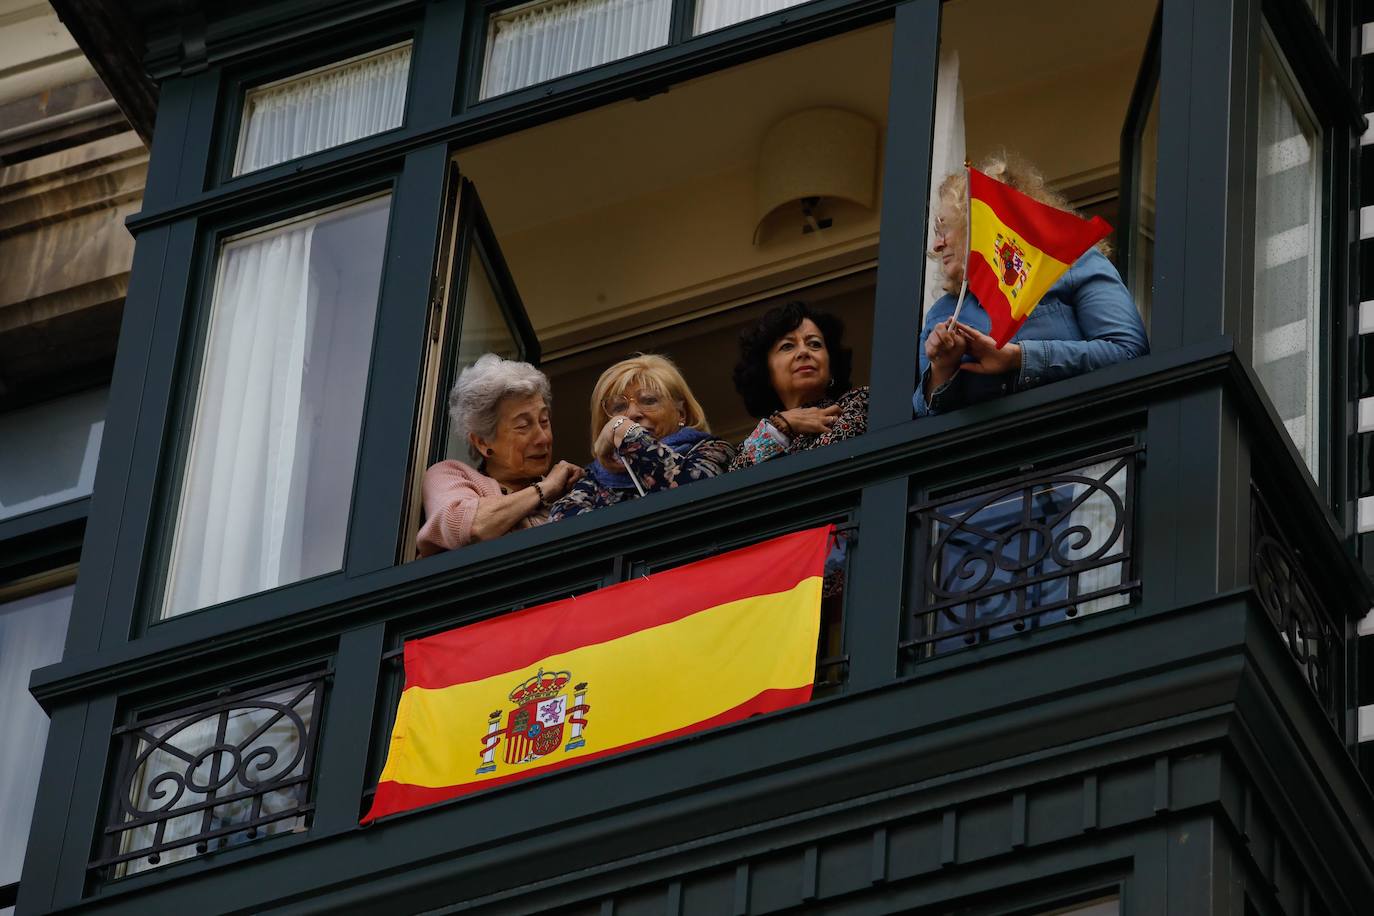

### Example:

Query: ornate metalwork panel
xmin=91 ymin=672 xmax=324 ymax=878
xmin=906 ymin=446 xmax=1141 ymax=655
xmin=1250 ymin=487 xmax=1337 ymax=724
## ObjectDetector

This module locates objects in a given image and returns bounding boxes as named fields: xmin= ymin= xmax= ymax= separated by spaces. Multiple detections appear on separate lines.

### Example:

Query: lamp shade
xmin=754 ymin=107 xmax=878 ymax=244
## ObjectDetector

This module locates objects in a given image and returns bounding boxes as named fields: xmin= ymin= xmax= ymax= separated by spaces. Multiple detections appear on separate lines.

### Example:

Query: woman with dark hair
xmin=728 ymin=301 xmax=869 ymax=471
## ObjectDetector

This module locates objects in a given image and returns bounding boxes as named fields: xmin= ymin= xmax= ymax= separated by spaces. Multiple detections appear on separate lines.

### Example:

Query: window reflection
xmin=1252 ymin=38 xmax=1321 ymax=481
xmin=0 ymin=387 xmax=106 ymax=522
xmin=0 ymin=584 xmax=72 ymax=887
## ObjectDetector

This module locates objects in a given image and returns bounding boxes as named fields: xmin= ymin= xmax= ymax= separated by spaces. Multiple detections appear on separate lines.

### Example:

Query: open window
xmin=925 ymin=0 xmax=1158 ymax=325
xmin=403 ymin=175 xmax=540 ymax=559
xmin=406 ymin=23 xmax=889 ymax=558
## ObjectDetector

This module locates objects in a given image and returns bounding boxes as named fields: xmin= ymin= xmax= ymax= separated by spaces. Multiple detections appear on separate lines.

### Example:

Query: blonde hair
xmin=928 ymin=150 xmax=1112 ymax=295
xmin=588 ymin=353 xmax=710 ymax=447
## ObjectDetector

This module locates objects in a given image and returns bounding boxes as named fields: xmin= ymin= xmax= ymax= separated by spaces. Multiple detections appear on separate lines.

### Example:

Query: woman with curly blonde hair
xmin=915 ymin=152 xmax=1148 ymax=416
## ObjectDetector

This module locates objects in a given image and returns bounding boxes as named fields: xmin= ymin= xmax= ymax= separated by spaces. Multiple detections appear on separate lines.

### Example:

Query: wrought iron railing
xmin=90 ymin=671 xmax=325 ymax=878
xmin=1249 ymin=487 xmax=1338 ymax=725
xmin=904 ymin=445 xmax=1141 ymax=656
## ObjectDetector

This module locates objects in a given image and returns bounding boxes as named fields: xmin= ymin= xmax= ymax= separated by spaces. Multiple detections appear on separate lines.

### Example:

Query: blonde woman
xmin=916 ymin=152 xmax=1148 ymax=416
xmin=549 ymin=354 xmax=735 ymax=520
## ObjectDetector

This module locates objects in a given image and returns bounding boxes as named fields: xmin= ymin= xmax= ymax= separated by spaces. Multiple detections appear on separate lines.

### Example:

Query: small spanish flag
xmin=362 ymin=525 xmax=831 ymax=823
xmin=965 ymin=167 xmax=1112 ymax=347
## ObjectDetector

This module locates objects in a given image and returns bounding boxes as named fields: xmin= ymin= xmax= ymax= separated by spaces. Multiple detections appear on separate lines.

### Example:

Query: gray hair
xmin=449 ymin=354 xmax=552 ymax=462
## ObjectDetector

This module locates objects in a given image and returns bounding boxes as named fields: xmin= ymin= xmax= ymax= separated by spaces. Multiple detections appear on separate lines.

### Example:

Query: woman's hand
xmin=924 ymin=318 xmax=968 ymax=392
xmin=541 ymin=460 xmax=584 ymax=501
xmin=953 ymin=323 xmax=1022 ymax=375
xmin=778 ymin=405 xmax=840 ymax=436
xmin=593 ymin=416 xmax=634 ymax=468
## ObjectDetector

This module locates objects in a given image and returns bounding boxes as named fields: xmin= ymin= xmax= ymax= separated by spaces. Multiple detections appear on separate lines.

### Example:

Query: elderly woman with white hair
xmin=417 ymin=354 xmax=583 ymax=556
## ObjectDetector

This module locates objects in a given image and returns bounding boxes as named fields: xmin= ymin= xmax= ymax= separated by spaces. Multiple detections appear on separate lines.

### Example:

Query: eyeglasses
xmin=604 ymin=390 xmax=666 ymax=416
xmin=933 ymin=216 xmax=953 ymax=242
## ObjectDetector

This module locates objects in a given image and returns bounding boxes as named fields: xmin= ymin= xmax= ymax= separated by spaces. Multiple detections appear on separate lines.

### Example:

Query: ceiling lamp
xmin=753 ymin=107 xmax=878 ymax=245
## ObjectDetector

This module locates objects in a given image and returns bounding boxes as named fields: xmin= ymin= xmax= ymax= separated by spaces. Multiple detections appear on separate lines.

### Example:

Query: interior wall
xmin=543 ymin=272 xmax=875 ymax=461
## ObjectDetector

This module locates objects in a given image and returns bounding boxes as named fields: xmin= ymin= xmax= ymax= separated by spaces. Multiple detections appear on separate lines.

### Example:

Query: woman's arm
xmin=813 ymin=387 xmax=868 ymax=445
xmin=1015 ymin=251 xmax=1149 ymax=390
xmin=728 ymin=419 xmax=790 ymax=470
xmin=619 ymin=427 xmax=736 ymax=491
xmin=419 ymin=464 xmax=540 ymax=552
xmin=548 ymin=476 xmax=600 ymax=521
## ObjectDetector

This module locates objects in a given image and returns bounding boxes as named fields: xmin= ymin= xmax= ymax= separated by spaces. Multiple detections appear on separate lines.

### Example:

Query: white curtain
xmin=694 ymin=0 xmax=809 ymax=34
xmin=0 ymin=586 xmax=72 ymax=886
xmin=481 ymin=0 xmax=671 ymax=99
xmin=236 ymin=44 xmax=411 ymax=175
xmin=924 ymin=49 xmax=965 ymax=319
xmin=164 ymin=225 xmax=319 ymax=616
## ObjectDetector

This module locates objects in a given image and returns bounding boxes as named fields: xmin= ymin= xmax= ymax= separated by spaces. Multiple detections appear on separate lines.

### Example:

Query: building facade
xmin=5 ymin=0 xmax=1374 ymax=913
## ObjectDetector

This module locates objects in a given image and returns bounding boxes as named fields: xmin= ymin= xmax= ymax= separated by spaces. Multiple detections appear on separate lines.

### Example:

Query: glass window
xmin=1252 ymin=39 xmax=1321 ymax=481
xmin=479 ymin=0 xmax=671 ymax=100
xmin=694 ymin=0 xmax=815 ymax=35
xmin=0 ymin=584 xmax=73 ymax=889
xmin=234 ymin=43 xmax=412 ymax=176
xmin=0 ymin=387 xmax=107 ymax=522
xmin=162 ymin=195 xmax=391 ymax=617
xmin=442 ymin=244 xmax=521 ymax=460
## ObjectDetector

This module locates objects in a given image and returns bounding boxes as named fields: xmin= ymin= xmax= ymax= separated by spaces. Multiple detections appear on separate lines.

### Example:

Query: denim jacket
xmin=913 ymin=248 xmax=1149 ymax=417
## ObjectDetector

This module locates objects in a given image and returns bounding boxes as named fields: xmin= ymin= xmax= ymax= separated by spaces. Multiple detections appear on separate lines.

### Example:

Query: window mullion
xmin=867 ymin=0 xmax=941 ymax=430
xmin=345 ymin=144 xmax=453 ymax=578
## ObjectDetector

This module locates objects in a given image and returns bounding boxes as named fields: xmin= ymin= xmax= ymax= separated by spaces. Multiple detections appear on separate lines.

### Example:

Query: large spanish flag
xmin=965 ymin=167 xmax=1112 ymax=347
xmin=362 ymin=525 xmax=832 ymax=823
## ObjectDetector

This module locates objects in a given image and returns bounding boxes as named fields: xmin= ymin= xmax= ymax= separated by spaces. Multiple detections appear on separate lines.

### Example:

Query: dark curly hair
xmin=732 ymin=301 xmax=853 ymax=419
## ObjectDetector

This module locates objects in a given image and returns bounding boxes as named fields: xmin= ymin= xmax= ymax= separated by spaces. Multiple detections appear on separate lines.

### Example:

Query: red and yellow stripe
xmin=362 ymin=525 xmax=831 ymax=823
xmin=966 ymin=167 xmax=1112 ymax=346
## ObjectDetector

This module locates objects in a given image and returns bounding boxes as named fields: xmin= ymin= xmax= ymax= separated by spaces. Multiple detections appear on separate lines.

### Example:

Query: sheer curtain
xmin=0 ymin=586 xmax=72 ymax=887
xmin=1252 ymin=44 xmax=1320 ymax=480
xmin=924 ymin=49 xmax=966 ymax=319
xmin=694 ymin=0 xmax=810 ymax=34
xmin=235 ymin=44 xmax=411 ymax=175
xmin=163 ymin=195 xmax=390 ymax=618
xmin=481 ymin=0 xmax=671 ymax=99
xmin=165 ymin=225 xmax=318 ymax=615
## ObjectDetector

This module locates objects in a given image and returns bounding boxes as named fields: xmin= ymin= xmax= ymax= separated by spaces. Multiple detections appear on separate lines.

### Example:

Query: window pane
xmin=480 ymin=0 xmax=671 ymax=100
xmin=0 ymin=585 xmax=73 ymax=885
xmin=1252 ymin=43 xmax=1321 ymax=481
xmin=443 ymin=246 xmax=521 ymax=461
xmin=694 ymin=0 xmax=814 ymax=35
xmin=163 ymin=196 xmax=390 ymax=617
xmin=234 ymin=43 xmax=411 ymax=176
xmin=1127 ymin=86 xmax=1159 ymax=332
xmin=0 ymin=387 xmax=106 ymax=521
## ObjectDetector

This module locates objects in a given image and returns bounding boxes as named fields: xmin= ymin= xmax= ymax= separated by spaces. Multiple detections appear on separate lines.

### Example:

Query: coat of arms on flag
xmin=361 ymin=525 xmax=832 ymax=824
xmin=477 ymin=670 xmax=591 ymax=773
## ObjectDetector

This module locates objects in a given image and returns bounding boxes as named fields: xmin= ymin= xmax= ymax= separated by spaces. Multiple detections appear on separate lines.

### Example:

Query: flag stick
xmin=947 ymin=164 xmax=974 ymax=329
xmin=623 ymin=459 xmax=647 ymax=497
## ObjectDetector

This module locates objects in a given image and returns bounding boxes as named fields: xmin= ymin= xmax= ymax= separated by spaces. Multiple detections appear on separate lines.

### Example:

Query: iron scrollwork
xmin=907 ymin=446 xmax=1141 ymax=654
xmin=1250 ymin=488 xmax=1337 ymax=723
xmin=91 ymin=672 xmax=324 ymax=877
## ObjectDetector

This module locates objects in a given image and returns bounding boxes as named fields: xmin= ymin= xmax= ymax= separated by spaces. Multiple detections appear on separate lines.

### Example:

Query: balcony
xmin=36 ymin=342 xmax=1370 ymax=912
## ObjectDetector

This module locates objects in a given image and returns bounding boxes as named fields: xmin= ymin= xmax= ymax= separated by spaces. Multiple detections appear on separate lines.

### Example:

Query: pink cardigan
xmin=416 ymin=460 xmax=548 ymax=557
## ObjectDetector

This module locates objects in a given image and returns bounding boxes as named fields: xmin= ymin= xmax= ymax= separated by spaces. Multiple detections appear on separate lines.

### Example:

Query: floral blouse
xmin=548 ymin=426 xmax=737 ymax=520
xmin=728 ymin=386 xmax=870 ymax=471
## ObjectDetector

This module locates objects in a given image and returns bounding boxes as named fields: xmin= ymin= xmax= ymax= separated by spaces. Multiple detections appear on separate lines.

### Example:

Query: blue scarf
xmin=589 ymin=426 xmax=711 ymax=490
